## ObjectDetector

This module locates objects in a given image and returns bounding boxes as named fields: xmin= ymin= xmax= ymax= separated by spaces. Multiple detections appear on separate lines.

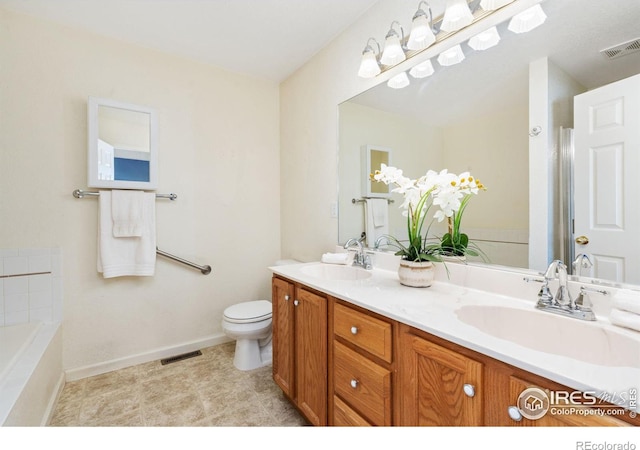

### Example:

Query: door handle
xmin=575 ymin=235 xmax=589 ymax=245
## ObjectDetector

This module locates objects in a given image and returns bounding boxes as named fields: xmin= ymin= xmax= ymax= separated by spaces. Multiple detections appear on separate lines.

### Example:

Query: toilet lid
xmin=224 ymin=300 xmax=272 ymax=324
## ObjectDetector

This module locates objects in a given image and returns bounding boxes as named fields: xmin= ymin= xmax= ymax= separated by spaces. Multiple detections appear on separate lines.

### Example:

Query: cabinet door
xmin=502 ymin=376 xmax=631 ymax=427
xmin=272 ymin=277 xmax=295 ymax=398
xmin=295 ymin=287 xmax=328 ymax=426
xmin=400 ymin=331 xmax=483 ymax=426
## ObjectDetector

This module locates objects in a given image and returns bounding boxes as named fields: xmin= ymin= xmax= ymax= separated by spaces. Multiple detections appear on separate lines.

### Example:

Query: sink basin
xmin=456 ymin=305 xmax=640 ymax=368
xmin=300 ymin=264 xmax=372 ymax=281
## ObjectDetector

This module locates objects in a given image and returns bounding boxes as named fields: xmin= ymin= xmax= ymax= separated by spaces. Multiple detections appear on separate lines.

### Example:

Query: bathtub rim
xmin=0 ymin=321 xmax=61 ymax=426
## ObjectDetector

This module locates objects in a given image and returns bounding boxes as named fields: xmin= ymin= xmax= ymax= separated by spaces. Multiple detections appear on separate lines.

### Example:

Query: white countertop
xmin=270 ymin=259 xmax=640 ymax=411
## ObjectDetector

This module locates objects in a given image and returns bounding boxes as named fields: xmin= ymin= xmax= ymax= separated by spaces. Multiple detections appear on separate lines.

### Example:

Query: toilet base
xmin=233 ymin=338 xmax=272 ymax=371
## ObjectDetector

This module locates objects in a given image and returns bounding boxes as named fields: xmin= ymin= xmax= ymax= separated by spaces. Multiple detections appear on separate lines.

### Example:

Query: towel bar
xmin=352 ymin=198 xmax=394 ymax=204
xmin=73 ymin=189 xmax=177 ymax=200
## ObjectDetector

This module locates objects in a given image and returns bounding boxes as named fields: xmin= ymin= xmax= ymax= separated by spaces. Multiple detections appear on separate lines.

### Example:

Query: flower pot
xmin=440 ymin=254 xmax=467 ymax=263
xmin=398 ymin=260 xmax=435 ymax=288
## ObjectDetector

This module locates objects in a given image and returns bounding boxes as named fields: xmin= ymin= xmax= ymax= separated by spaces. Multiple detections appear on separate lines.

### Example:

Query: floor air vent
xmin=601 ymin=38 xmax=640 ymax=60
xmin=160 ymin=350 xmax=202 ymax=365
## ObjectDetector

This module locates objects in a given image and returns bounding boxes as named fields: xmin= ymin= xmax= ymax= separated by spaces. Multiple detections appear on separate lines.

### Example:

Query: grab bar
xmin=156 ymin=248 xmax=212 ymax=275
xmin=73 ymin=189 xmax=177 ymax=200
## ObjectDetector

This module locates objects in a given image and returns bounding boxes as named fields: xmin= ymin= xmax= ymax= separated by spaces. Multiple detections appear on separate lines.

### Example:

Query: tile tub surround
xmin=0 ymin=248 xmax=63 ymax=326
xmin=50 ymin=342 xmax=306 ymax=426
xmin=270 ymin=260 xmax=640 ymax=410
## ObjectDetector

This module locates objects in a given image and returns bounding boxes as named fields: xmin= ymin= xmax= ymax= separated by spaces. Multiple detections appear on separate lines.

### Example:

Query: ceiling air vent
xmin=601 ymin=38 xmax=640 ymax=60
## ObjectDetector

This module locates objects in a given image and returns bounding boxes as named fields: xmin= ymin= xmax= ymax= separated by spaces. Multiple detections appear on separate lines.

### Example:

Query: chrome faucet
xmin=374 ymin=235 xmax=390 ymax=250
xmin=344 ymin=237 xmax=372 ymax=270
xmin=572 ymin=253 xmax=593 ymax=277
xmin=536 ymin=259 xmax=595 ymax=321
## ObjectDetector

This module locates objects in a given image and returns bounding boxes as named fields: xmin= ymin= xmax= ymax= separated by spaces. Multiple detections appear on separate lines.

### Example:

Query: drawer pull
xmin=350 ymin=326 xmax=358 ymax=335
xmin=350 ymin=379 xmax=359 ymax=389
xmin=463 ymin=384 xmax=475 ymax=398
xmin=508 ymin=406 xmax=523 ymax=422
xmin=293 ymin=300 xmax=299 ymax=306
xmin=284 ymin=295 xmax=290 ymax=301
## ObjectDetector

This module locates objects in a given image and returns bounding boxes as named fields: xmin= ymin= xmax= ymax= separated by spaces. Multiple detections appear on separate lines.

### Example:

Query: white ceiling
xmin=0 ymin=0 xmax=380 ymax=82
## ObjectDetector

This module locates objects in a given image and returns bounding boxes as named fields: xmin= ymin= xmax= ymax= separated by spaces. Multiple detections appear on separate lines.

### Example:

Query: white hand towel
xmin=111 ymin=190 xmax=145 ymax=237
xmin=321 ymin=252 xmax=350 ymax=265
xmin=365 ymin=198 xmax=389 ymax=247
xmin=612 ymin=289 xmax=640 ymax=315
xmin=97 ymin=190 xmax=156 ymax=278
xmin=609 ymin=308 xmax=640 ymax=332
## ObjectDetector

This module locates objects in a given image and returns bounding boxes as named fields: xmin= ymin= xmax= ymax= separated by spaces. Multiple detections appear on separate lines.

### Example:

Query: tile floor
xmin=49 ymin=342 xmax=307 ymax=427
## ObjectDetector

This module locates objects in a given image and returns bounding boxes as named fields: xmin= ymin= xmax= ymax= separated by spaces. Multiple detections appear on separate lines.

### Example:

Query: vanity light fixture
xmin=479 ymin=0 xmax=514 ymax=11
xmin=409 ymin=59 xmax=435 ymax=78
xmin=440 ymin=0 xmax=474 ymax=33
xmin=380 ymin=21 xmax=407 ymax=65
xmin=437 ymin=44 xmax=465 ymax=66
xmin=356 ymin=0 xmax=547 ymax=80
xmin=357 ymin=38 xmax=382 ymax=78
xmin=507 ymin=4 xmax=547 ymax=34
xmin=407 ymin=1 xmax=437 ymax=51
xmin=468 ymin=26 xmax=500 ymax=50
xmin=387 ymin=71 xmax=410 ymax=89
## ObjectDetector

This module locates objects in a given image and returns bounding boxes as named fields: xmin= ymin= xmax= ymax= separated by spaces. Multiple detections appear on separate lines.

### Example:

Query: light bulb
xmin=387 ymin=72 xmax=410 ymax=89
xmin=409 ymin=59 xmax=435 ymax=78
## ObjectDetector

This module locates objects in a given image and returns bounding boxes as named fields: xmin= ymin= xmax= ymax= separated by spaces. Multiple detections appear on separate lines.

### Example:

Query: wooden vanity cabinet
xmin=273 ymin=277 xmax=637 ymax=428
xmin=272 ymin=276 xmax=328 ymax=426
xmin=329 ymin=300 xmax=396 ymax=426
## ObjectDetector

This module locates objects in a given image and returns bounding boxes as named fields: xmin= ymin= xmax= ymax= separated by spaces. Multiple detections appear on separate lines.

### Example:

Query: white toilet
xmin=222 ymin=300 xmax=273 ymax=371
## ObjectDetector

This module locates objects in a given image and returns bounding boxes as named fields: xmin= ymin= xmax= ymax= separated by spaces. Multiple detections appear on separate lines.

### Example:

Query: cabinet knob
xmin=463 ymin=384 xmax=475 ymax=398
xmin=350 ymin=379 xmax=359 ymax=389
xmin=284 ymin=295 xmax=289 ymax=301
xmin=293 ymin=300 xmax=299 ymax=306
xmin=507 ymin=406 xmax=523 ymax=422
xmin=350 ymin=326 xmax=358 ymax=335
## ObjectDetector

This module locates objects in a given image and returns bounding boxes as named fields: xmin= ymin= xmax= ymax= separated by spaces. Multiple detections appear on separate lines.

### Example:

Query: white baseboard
xmin=64 ymin=333 xmax=232 ymax=382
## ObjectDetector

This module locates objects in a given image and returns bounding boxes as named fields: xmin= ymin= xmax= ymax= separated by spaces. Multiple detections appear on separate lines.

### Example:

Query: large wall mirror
xmin=338 ymin=0 xmax=640 ymax=286
xmin=88 ymin=97 xmax=158 ymax=190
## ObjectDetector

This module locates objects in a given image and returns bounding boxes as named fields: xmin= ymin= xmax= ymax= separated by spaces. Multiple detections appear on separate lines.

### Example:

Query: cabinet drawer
xmin=334 ymin=341 xmax=392 ymax=426
xmin=333 ymin=396 xmax=372 ymax=426
xmin=334 ymin=302 xmax=392 ymax=362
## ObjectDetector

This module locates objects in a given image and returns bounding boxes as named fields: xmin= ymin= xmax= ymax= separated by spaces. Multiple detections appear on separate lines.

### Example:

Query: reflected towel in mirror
xmin=365 ymin=198 xmax=389 ymax=247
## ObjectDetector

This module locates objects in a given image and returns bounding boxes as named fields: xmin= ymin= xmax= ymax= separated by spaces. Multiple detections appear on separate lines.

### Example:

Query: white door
xmin=574 ymin=73 xmax=640 ymax=284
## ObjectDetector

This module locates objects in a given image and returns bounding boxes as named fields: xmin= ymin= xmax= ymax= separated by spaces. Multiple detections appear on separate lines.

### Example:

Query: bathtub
xmin=0 ymin=322 xmax=63 ymax=426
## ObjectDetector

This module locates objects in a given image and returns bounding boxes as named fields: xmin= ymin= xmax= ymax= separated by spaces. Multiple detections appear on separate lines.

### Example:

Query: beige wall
xmin=280 ymin=0 xmax=406 ymax=263
xmin=0 ymin=8 xmax=280 ymax=373
xmin=338 ymin=102 xmax=444 ymax=244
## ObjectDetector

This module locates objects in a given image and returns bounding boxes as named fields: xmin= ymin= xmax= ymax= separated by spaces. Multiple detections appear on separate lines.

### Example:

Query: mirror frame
xmin=87 ymin=96 xmax=158 ymax=190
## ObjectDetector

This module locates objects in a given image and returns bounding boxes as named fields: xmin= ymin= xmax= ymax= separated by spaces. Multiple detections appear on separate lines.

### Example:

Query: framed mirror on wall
xmin=337 ymin=0 xmax=640 ymax=286
xmin=87 ymin=97 xmax=158 ymax=190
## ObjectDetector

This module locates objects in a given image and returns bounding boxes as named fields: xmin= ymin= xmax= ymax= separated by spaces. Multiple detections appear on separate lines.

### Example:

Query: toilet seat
xmin=223 ymin=300 xmax=272 ymax=324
